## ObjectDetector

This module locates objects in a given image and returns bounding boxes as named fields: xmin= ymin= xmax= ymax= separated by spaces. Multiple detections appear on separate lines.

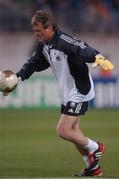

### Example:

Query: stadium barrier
xmin=0 ymin=75 xmax=119 ymax=109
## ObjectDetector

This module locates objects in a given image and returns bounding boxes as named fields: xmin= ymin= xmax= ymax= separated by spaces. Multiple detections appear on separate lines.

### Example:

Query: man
xmin=5 ymin=10 xmax=114 ymax=176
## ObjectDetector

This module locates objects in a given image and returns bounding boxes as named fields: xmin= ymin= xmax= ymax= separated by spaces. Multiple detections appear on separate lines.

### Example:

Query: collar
xmin=44 ymin=29 xmax=60 ymax=45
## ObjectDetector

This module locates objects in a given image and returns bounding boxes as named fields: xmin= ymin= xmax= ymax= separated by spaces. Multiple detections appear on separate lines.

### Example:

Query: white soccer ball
xmin=0 ymin=70 xmax=18 ymax=93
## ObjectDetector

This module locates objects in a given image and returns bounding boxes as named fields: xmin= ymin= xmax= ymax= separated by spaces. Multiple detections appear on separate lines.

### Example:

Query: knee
xmin=56 ymin=126 xmax=70 ymax=140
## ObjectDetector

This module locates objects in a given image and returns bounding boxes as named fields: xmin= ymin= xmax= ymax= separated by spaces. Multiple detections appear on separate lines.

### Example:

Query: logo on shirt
xmin=56 ymin=56 xmax=61 ymax=61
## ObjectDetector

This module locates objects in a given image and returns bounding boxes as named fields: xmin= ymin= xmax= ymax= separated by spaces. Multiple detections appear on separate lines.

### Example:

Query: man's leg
xmin=57 ymin=114 xmax=87 ymax=143
xmin=56 ymin=114 xmax=105 ymax=176
xmin=57 ymin=114 xmax=98 ymax=152
xmin=71 ymin=117 xmax=103 ymax=171
xmin=72 ymin=119 xmax=89 ymax=156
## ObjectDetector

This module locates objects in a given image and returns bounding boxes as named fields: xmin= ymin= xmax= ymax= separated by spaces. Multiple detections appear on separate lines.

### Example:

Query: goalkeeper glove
xmin=92 ymin=54 xmax=114 ymax=70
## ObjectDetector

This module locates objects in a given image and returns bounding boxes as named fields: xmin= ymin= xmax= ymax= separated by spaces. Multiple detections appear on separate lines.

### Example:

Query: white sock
xmin=82 ymin=155 xmax=90 ymax=167
xmin=84 ymin=138 xmax=99 ymax=153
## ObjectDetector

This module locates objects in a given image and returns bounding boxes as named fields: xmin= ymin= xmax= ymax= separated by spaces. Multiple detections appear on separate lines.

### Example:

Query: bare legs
xmin=56 ymin=114 xmax=89 ymax=155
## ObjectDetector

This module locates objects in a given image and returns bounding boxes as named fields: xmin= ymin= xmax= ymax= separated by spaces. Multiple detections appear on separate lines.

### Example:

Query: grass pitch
xmin=0 ymin=108 xmax=119 ymax=178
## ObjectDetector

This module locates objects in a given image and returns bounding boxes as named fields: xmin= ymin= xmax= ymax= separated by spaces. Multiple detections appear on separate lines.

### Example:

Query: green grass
xmin=0 ymin=108 xmax=119 ymax=178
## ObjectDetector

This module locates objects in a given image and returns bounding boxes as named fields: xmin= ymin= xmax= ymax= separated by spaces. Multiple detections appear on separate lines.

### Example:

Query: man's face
xmin=32 ymin=19 xmax=54 ymax=42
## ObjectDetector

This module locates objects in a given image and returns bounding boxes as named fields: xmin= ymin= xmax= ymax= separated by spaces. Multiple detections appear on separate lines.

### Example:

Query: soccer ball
xmin=0 ymin=70 xmax=18 ymax=93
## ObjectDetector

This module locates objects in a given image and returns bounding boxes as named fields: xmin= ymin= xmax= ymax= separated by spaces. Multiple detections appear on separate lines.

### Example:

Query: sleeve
xmin=17 ymin=44 xmax=50 ymax=81
xmin=59 ymin=34 xmax=99 ymax=63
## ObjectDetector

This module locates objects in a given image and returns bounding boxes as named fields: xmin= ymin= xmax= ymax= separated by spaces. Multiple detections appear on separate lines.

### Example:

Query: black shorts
xmin=61 ymin=101 xmax=88 ymax=116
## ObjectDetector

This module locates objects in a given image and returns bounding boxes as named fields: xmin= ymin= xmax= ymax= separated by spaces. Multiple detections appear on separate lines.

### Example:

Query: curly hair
xmin=31 ymin=10 xmax=58 ymax=31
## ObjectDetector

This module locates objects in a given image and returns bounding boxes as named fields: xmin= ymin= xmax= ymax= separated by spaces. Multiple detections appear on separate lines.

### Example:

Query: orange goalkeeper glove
xmin=92 ymin=54 xmax=114 ymax=70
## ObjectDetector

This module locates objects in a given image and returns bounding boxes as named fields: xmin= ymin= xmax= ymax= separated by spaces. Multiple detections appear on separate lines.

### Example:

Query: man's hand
xmin=92 ymin=54 xmax=114 ymax=70
xmin=3 ymin=77 xmax=21 ymax=96
xmin=3 ymin=92 xmax=10 ymax=96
